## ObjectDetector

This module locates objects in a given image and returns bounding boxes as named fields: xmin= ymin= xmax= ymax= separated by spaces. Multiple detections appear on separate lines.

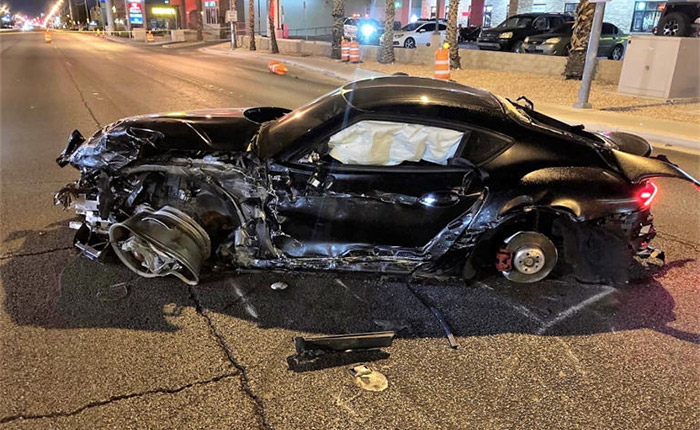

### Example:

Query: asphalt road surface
xmin=1 ymin=31 xmax=698 ymax=429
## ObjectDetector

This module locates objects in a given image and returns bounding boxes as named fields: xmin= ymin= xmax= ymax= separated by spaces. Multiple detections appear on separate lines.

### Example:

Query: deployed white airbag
xmin=328 ymin=121 xmax=464 ymax=166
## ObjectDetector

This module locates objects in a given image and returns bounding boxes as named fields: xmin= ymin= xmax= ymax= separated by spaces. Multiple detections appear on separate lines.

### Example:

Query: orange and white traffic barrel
xmin=434 ymin=42 xmax=450 ymax=80
xmin=146 ymin=31 xmax=155 ymax=43
xmin=349 ymin=40 xmax=360 ymax=63
xmin=268 ymin=60 xmax=288 ymax=75
xmin=341 ymin=39 xmax=350 ymax=62
xmin=44 ymin=31 xmax=52 ymax=43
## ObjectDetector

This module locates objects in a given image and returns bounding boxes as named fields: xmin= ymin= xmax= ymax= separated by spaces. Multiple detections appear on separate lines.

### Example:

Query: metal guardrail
xmin=287 ymin=26 xmax=334 ymax=39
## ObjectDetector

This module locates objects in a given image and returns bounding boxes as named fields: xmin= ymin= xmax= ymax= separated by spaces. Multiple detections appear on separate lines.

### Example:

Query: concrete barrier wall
xmin=241 ymin=36 xmax=622 ymax=84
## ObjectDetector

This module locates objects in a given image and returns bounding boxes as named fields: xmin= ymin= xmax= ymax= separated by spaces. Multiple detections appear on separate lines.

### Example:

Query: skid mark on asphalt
xmin=188 ymin=284 xmax=271 ymax=430
xmin=535 ymin=286 xmax=617 ymax=335
xmin=0 ymin=373 xmax=239 ymax=425
xmin=0 ymin=245 xmax=73 ymax=261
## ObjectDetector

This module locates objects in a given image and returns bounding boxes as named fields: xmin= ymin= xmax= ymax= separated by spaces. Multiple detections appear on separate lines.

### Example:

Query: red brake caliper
xmin=495 ymin=248 xmax=513 ymax=272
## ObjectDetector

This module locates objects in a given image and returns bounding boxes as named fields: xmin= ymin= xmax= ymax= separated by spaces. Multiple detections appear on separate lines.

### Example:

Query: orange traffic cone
xmin=146 ymin=31 xmax=155 ymax=43
xmin=341 ymin=38 xmax=350 ymax=62
xmin=44 ymin=31 xmax=52 ymax=43
xmin=434 ymin=42 xmax=450 ymax=80
xmin=349 ymin=40 xmax=360 ymax=63
xmin=268 ymin=60 xmax=288 ymax=75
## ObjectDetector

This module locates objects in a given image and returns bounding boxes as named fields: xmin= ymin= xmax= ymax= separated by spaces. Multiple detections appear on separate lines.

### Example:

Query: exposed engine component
xmin=109 ymin=206 xmax=211 ymax=285
xmin=500 ymin=231 xmax=558 ymax=283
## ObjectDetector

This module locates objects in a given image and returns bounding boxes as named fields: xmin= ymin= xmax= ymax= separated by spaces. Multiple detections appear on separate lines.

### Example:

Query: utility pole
xmin=67 ymin=0 xmax=75 ymax=27
xmin=104 ymin=0 xmax=114 ymax=32
xmin=573 ymin=0 xmax=607 ymax=109
xmin=124 ymin=0 xmax=131 ymax=31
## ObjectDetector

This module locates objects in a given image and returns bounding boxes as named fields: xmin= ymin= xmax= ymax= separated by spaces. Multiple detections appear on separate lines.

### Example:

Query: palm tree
xmin=564 ymin=0 xmax=595 ymax=79
xmin=248 ymin=0 xmax=256 ymax=51
xmin=269 ymin=2 xmax=279 ymax=54
xmin=446 ymin=0 xmax=461 ymax=69
xmin=330 ymin=0 xmax=344 ymax=59
xmin=379 ymin=0 xmax=395 ymax=63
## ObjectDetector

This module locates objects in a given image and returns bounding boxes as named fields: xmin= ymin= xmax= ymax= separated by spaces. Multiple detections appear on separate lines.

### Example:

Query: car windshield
xmin=550 ymin=22 xmax=574 ymax=34
xmin=497 ymin=16 xmax=533 ymax=28
xmin=401 ymin=22 xmax=422 ymax=31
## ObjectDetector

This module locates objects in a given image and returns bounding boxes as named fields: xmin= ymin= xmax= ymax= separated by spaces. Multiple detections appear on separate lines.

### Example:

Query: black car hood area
xmin=57 ymin=108 xmax=290 ymax=172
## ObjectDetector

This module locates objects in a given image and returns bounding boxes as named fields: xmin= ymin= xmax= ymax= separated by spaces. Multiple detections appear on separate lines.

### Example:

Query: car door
xmin=268 ymin=119 xmax=485 ymax=258
xmin=415 ymin=22 xmax=435 ymax=46
xmin=598 ymin=23 xmax=615 ymax=56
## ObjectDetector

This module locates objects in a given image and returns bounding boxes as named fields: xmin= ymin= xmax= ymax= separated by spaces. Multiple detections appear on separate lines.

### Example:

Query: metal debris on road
xmin=429 ymin=306 xmax=459 ymax=349
xmin=349 ymin=364 xmax=388 ymax=392
xmin=293 ymin=331 xmax=395 ymax=358
xmin=270 ymin=281 xmax=289 ymax=291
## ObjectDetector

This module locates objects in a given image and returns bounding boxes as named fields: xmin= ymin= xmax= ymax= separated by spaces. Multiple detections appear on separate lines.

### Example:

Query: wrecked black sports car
xmin=55 ymin=77 xmax=699 ymax=286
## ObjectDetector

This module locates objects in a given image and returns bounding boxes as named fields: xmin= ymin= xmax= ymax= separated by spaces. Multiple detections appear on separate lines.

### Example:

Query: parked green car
xmin=522 ymin=22 xmax=628 ymax=60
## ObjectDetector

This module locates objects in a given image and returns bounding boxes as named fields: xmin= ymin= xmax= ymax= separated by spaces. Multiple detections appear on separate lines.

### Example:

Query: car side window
xmin=533 ymin=17 xmax=548 ymax=30
xmin=549 ymin=17 xmax=563 ymax=29
xmin=317 ymin=120 xmax=465 ymax=167
xmin=602 ymin=23 xmax=613 ymax=35
xmin=420 ymin=23 xmax=435 ymax=32
xmin=438 ymin=24 xmax=447 ymax=31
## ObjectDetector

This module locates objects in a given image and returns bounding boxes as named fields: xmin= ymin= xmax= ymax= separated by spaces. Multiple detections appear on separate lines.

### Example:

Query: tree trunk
xmin=195 ymin=0 xmax=203 ymax=41
xmin=331 ymin=0 xmax=344 ymax=59
xmin=565 ymin=0 xmax=595 ymax=79
xmin=446 ymin=0 xmax=461 ymax=69
xmin=248 ymin=0 xmax=256 ymax=50
xmin=379 ymin=0 xmax=395 ymax=64
xmin=269 ymin=5 xmax=279 ymax=53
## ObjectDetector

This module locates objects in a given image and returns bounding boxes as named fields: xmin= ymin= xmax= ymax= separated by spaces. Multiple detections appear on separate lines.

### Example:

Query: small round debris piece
xmin=349 ymin=364 xmax=388 ymax=392
xmin=270 ymin=281 xmax=289 ymax=291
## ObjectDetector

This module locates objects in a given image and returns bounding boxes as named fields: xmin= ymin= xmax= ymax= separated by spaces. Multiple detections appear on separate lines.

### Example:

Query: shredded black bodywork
xmin=54 ymin=77 xmax=700 ymax=285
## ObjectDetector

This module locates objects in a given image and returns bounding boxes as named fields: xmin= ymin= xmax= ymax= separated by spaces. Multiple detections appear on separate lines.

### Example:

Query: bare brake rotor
xmin=501 ymin=231 xmax=558 ymax=283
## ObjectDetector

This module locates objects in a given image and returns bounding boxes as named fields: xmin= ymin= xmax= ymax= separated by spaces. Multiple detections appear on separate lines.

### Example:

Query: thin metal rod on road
xmin=574 ymin=1 xmax=606 ymax=109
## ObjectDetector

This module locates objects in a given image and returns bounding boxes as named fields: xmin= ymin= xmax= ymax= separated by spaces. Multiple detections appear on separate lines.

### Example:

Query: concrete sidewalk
xmin=201 ymin=42 xmax=699 ymax=152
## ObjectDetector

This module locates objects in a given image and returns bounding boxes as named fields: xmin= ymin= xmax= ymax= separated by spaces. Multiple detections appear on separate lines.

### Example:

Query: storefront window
xmin=483 ymin=5 xmax=493 ymax=28
xmin=630 ymin=1 xmax=665 ymax=32
xmin=564 ymin=3 xmax=577 ymax=14
xmin=532 ymin=4 xmax=546 ymax=13
xmin=204 ymin=0 xmax=219 ymax=25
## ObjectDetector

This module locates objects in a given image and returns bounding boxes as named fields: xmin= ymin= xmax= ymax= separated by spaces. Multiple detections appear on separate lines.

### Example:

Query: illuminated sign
xmin=128 ymin=2 xmax=143 ymax=24
xmin=151 ymin=7 xmax=176 ymax=16
xmin=204 ymin=1 xmax=217 ymax=7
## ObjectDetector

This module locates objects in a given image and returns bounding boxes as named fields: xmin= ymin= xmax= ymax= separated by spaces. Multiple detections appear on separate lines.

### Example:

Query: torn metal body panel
xmin=54 ymin=77 xmax=699 ymax=285
xmin=294 ymin=332 xmax=396 ymax=356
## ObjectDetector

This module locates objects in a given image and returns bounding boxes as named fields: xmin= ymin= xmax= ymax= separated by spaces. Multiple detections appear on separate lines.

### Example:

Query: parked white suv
xmin=389 ymin=21 xmax=447 ymax=49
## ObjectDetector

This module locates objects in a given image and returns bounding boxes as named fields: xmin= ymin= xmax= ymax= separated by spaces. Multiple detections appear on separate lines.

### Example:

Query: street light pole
xmin=84 ymin=0 xmax=90 ymax=25
xmin=67 ymin=0 xmax=74 ymax=26
xmin=229 ymin=1 xmax=237 ymax=50
xmin=573 ymin=0 xmax=606 ymax=109
xmin=124 ymin=0 xmax=131 ymax=31
xmin=104 ymin=0 xmax=114 ymax=32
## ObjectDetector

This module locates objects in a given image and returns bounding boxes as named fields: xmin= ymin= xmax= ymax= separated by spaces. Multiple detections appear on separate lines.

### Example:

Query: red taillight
xmin=638 ymin=180 xmax=658 ymax=208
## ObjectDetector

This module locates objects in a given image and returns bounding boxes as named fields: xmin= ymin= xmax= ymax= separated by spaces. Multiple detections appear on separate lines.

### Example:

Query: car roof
xmin=259 ymin=77 xmax=506 ymax=158
xmin=340 ymin=77 xmax=503 ymax=113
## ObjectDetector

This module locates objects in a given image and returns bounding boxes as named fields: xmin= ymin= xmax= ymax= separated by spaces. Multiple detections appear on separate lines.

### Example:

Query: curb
xmin=199 ymin=47 xmax=383 ymax=81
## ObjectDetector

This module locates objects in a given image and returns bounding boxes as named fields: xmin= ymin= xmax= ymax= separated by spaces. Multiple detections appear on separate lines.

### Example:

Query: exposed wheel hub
xmin=499 ymin=231 xmax=558 ymax=283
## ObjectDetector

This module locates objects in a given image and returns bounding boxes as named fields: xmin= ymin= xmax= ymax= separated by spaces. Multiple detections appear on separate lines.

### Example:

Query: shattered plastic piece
xmin=270 ymin=281 xmax=289 ymax=291
xmin=96 ymin=282 xmax=130 ymax=302
xmin=349 ymin=364 xmax=388 ymax=392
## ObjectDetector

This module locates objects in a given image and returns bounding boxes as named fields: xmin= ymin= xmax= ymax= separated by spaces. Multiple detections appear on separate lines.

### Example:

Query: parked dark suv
xmin=477 ymin=13 xmax=573 ymax=52
xmin=654 ymin=0 xmax=700 ymax=36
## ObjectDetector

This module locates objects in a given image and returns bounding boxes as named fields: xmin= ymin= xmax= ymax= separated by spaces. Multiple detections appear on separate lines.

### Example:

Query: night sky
xmin=7 ymin=0 xmax=98 ymax=17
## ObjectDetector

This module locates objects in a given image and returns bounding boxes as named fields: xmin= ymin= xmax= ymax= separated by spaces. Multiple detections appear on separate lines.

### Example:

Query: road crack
xmin=0 ymin=246 xmax=74 ymax=261
xmin=188 ymin=285 xmax=272 ymax=430
xmin=656 ymin=231 xmax=700 ymax=253
xmin=0 ymin=373 xmax=238 ymax=424
xmin=57 ymin=52 xmax=101 ymax=128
